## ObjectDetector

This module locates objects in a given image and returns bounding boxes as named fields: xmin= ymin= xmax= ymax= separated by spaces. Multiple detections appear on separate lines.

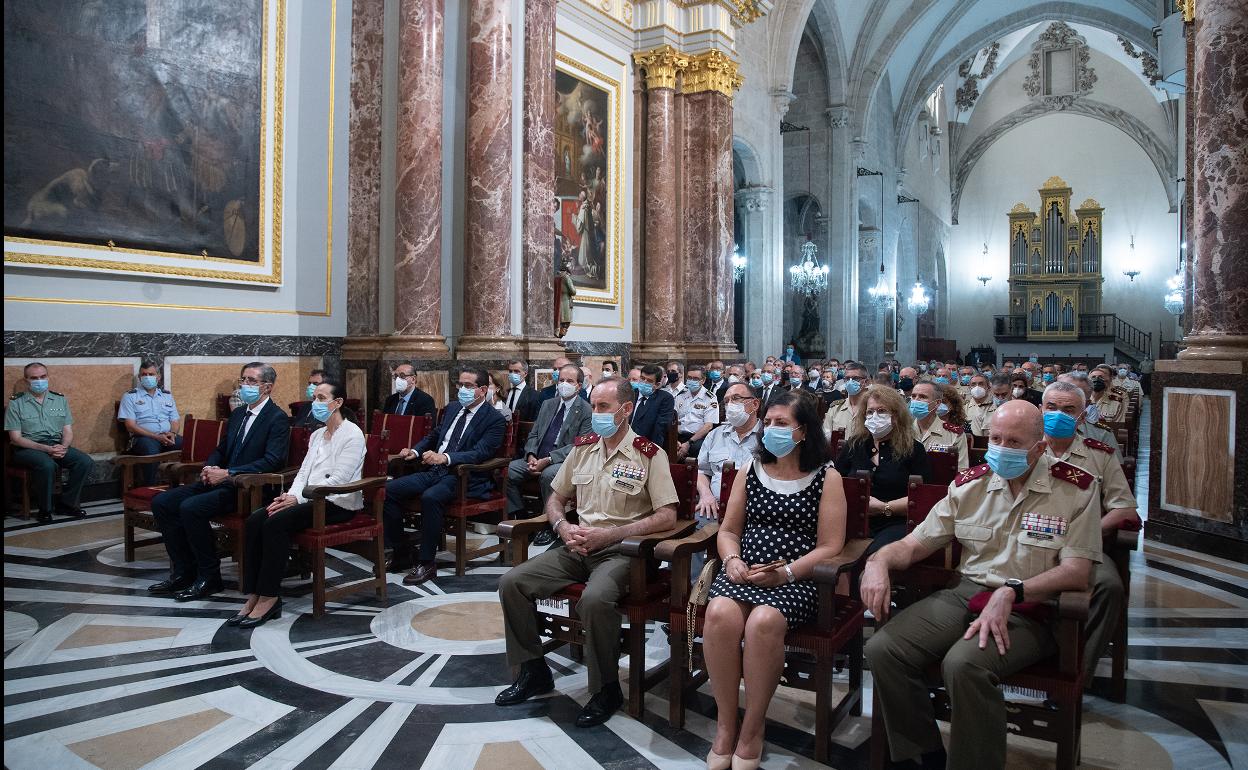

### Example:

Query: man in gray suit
xmin=506 ymin=363 xmax=593 ymax=530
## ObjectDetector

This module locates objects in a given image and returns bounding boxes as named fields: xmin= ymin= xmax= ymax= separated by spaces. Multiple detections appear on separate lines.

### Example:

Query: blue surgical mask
xmin=918 ymin=364 xmax=928 ymax=373
xmin=936 ymin=403 xmax=950 ymax=417
xmin=934 ymin=376 xmax=950 ymax=385
xmin=239 ymin=384 xmax=262 ymax=404
xmin=845 ymin=379 xmax=862 ymax=396
xmin=1044 ymin=410 xmax=1078 ymax=438
xmin=708 ymin=370 xmax=722 ymax=381
xmin=908 ymin=399 xmax=930 ymax=420
xmin=687 ymin=381 xmax=701 ymax=394
xmin=458 ymin=385 xmax=477 ymax=406
xmin=1029 ymin=356 xmax=1039 ymax=364
xmin=592 ymin=407 xmax=622 ymax=438
xmin=142 ymin=376 xmax=160 ymax=391
xmin=960 ymin=374 xmax=972 ymax=385
xmin=985 ymin=443 xmax=1033 ymax=480
xmin=1042 ymin=373 xmax=1054 ymax=383
xmin=1117 ymin=368 xmax=1128 ymax=378
xmin=789 ymin=376 xmax=803 ymax=388
xmin=508 ymin=372 xmax=523 ymax=386
xmin=311 ymin=400 xmax=333 ymax=422
xmin=28 ymin=378 xmax=49 ymax=395
xmin=306 ymin=384 xmax=317 ymax=399
xmin=762 ymin=426 xmax=798 ymax=457
xmin=749 ymin=377 xmax=763 ymax=388
xmin=636 ymin=381 xmax=654 ymax=398
xmin=786 ymin=347 xmax=794 ymax=356
xmin=761 ymin=372 xmax=774 ymax=385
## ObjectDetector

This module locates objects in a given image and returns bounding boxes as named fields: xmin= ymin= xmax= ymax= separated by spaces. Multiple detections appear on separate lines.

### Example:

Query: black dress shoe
xmin=402 ymin=561 xmax=438 ymax=586
xmin=575 ymin=682 xmax=623 ymax=728
xmin=34 ymin=510 xmax=53 ymax=524
xmin=174 ymin=578 xmax=224 ymax=602
xmin=148 ymin=576 xmax=195 ymax=594
xmin=238 ymin=599 xmax=283 ymax=629
xmin=531 ymin=526 xmax=557 ymax=547
xmin=495 ymin=660 xmax=554 ymax=706
xmin=55 ymin=506 xmax=87 ymax=519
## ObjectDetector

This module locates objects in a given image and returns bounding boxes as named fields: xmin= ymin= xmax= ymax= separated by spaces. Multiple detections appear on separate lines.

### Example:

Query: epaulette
xmin=1051 ymin=460 xmax=1094 ymax=489
xmin=161 ymin=388 xmax=171 ymax=394
xmin=128 ymin=388 xmax=139 ymax=394
xmin=573 ymin=433 xmax=600 ymax=446
xmin=48 ymin=390 xmax=65 ymax=397
xmin=1109 ymin=386 xmax=1126 ymax=401
xmin=1083 ymin=437 xmax=1114 ymax=454
xmin=633 ymin=435 xmax=660 ymax=458
xmin=954 ymin=463 xmax=991 ymax=487
xmin=942 ymin=421 xmax=965 ymax=435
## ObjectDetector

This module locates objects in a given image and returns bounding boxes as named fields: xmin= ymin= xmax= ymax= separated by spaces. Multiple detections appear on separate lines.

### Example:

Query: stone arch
xmin=732 ymin=136 xmax=763 ymax=187
xmin=770 ymin=0 xmax=846 ymax=106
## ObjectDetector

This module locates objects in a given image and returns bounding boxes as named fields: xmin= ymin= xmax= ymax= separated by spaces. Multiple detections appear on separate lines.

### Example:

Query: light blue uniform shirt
xmin=118 ymin=388 xmax=180 ymax=433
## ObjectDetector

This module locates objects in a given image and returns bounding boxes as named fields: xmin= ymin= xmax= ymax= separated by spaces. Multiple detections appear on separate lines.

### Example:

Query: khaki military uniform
xmin=498 ymin=428 xmax=679 ymax=694
xmin=1114 ymin=376 xmax=1141 ymax=398
xmin=674 ymin=387 xmax=718 ymax=435
xmin=1077 ymin=422 xmax=1121 ymax=458
xmin=821 ymin=397 xmax=859 ymax=438
xmin=918 ymin=418 xmax=969 ymax=470
xmin=966 ymin=399 xmax=994 ymax=437
xmin=1091 ymin=386 xmax=1127 ymax=423
xmin=865 ymin=454 xmax=1101 ymax=768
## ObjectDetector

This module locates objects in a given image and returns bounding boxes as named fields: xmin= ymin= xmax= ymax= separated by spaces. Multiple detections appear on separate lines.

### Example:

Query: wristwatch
xmin=783 ymin=564 xmax=796 ymax=584
xmin=1004 ymin=578 xmax=1025 ymax=603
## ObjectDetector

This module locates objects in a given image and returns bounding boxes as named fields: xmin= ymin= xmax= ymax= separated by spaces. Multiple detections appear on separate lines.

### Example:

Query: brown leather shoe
xmin=402 ymin=561 xmax=438 ymax=585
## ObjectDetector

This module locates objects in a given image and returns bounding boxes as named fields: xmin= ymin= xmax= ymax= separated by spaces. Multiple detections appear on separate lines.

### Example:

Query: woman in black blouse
xmin=833 ymin=385 xmax=932 ymax=554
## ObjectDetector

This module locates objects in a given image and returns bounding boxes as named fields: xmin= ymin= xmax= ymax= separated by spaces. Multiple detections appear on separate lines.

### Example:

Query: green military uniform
xmin=498 ymin=428 xmax=680 ymax=694
xmin=4 ymin=390 xmax=95 ymax=514
xmin=821 ymin=397 xmax=858 ymax=437
xmin=865 ymin=453 xmax=1102 ymax=768
xmin=917 ymin=418 xmax=970 ymax=470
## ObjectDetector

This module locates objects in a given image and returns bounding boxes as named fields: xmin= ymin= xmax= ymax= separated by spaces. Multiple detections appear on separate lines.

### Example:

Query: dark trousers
xmin=151 ymin=482 xmax=237 ymax=581
xmin=242 ymin=501 xmax=353 ymax=596
xmin=865 ymin=516 xmax=908 ymax=558
xmin=677 ymin=431 xmax=706 ymax=459
xmin=129 ymin=435 xmax=184 ymax=485
xmin=11 ymin=445 xmax=94 ymax=512
xmin=382 ymin=470 xmax=461 ymax=561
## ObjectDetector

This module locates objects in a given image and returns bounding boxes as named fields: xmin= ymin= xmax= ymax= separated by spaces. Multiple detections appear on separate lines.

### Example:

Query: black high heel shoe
xmin=238 ymin=598 xmax=283 ymax=629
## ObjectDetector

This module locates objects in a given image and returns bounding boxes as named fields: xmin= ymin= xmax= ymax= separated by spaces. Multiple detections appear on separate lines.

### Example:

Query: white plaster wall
xmin=948 ymin=113 xmax=1178 ymax=357
xmin=2 ymin=0 xmax=351 ymax=339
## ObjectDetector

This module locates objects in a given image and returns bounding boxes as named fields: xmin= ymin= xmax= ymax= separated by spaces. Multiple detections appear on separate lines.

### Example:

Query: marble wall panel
xmin=3 ymin=363 xmax=136 ymax=454
xmin=3 ymin=332 xmax=340 ymax=361
xmin=642 ymin=88 xmax=679 ymax=343
xmin=1161 ymin=390 xmax=1234 ymax=522
xmin=521 ymin=0 xmax=558 ymax=339
xmin=346 ymin=368 xmax=370 ymax=421
xmin=345 ymin=0 xmax=386 ymax=337
xmin=415 ymin=371 xmax=451 ymax=411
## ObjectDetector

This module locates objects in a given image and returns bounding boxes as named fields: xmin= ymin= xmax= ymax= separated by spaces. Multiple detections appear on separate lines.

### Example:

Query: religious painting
xmin=3 ymin=0 xmax=283 ymax=285
xmin=553 ymin=58 xmax=620 ymax=305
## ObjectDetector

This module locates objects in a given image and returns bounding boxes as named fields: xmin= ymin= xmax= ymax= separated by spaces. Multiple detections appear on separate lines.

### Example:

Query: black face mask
xmin=667 ymin=370 xmax=680 ymax=384
xmin=1090 ymin=379 xmax=1108 ymax=392
xmin=897 ymin=377 xmax=914 ymax=391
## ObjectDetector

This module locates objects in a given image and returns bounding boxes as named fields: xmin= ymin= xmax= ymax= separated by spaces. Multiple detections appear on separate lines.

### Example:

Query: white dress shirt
xmin=438 ymin=402 xmax=483 ymax=456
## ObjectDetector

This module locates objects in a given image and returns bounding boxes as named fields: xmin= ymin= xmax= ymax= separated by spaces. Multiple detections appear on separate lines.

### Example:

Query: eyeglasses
xmin=725 ymin=395 xmax=756 ymax=404
xmin=237 ymin=377 xmax=264 ymax=386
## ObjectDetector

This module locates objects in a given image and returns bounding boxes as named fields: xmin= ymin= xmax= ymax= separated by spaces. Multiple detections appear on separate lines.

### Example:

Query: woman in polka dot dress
xmin=701 ymin=391 xmax=848 ymax=770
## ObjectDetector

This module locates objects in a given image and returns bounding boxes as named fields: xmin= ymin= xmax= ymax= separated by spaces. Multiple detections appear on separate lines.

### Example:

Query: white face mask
xmin=1012 ymin=387 xmax=1025 ymax=398
xmin=557 ymin=381 xmax=578 ymax=399
xmin=724 ymin=402 xmax=752 ymax=427
xmin=394 ymin=376 xmax=410 ymax=394
xmin=808 ymin=370 xmax=820 ymax=381
xmin=601 ymin=370 xmax=611 ymax=379
xmin=865 ymin=412 xmax=893 ymax=438
xmin=970 ymin=385 xmax=988 ymax=401
xmin=727 ymin=374 xmax=740 ymax=384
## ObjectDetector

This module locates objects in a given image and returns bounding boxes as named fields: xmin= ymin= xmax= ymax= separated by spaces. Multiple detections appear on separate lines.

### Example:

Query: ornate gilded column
xmin=680 ymin=50 xmax=742 ymax=359
xmin=633 ymin=46 xmax=688 ymax=359
xmin=459 ymin=0 xmax=516 ymax=356
xmin=345 ymin=0 xmax=384 ymax=338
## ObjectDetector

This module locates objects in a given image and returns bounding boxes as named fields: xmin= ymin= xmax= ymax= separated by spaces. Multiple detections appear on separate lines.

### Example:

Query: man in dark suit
xmin=535 ymin=355 xmax=573 ymax=407
xmin=503 ymin=358 xmax=540 ymax=423
xmin=382 ymin=361 xmax=436 ymax=417
xmin=384 ymin=367 xmax=506 ymax=585
xmin=629 ymin=364 xmax=674 ymax=448
xmin=291 ymin=368 xmax=327 ymax=429
xmin=506 ymin=364 xmax=592 ymax=545
xmin=148 ymin=362 xmax=290 ymax=601
xmin=755 ymin=365 xmax=785 ymax=414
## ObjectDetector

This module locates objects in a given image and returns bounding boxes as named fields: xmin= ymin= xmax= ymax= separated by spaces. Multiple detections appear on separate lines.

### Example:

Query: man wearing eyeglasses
xmin=822 ymin=363 xmax=870 ymax=438
xmin=148 ymin=362 xmax=290 ymax=601
xmin=383 ymin=362 xmax=435 ymax=417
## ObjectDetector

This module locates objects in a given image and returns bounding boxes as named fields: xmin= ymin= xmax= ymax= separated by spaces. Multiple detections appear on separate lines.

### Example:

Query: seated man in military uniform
xmin=496 ymin=377 xmax=680 ymax=727
xmin=1089 ymin=365 xmax=1128 ymax=424
xmin=5 ymin=362 xmax=95 ymax=523
xmin=862 ymin=401 xmax=1102 ymax=769
xmin=909 ymin=381 xmax=970 ymax=470
xmin=118 ymin=360 xmax=184 ymax=485
xmin=674 ymin=365 xmax=719 ymax=461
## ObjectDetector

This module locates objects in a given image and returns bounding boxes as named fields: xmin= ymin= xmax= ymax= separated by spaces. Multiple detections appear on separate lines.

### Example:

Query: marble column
xmin=345 ymin=0 xmax=384 ymax=338
xmin=632 ymin=46 xmax=687 ymax=360
xmin=825 ymin=104 xmax=855 ymax=360
xmin=392 ymin=0 xmax=448 ymax=352
xmin=458 ymin=0 xmax=516 ymax=356
xmin=1178 ymin=0 xmax=1248 ymax=364
xmin=856 ymin=228 xmax=883 ymax=367
xmin=736 ymin=185 xmax=773 ymax=363
xmin=519 ymin=0 xmax=562 ymax=358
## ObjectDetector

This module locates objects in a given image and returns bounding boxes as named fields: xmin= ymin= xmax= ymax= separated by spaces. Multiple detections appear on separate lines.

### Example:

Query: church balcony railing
xmin=993 ymin=313 xmax=1153 ymax=359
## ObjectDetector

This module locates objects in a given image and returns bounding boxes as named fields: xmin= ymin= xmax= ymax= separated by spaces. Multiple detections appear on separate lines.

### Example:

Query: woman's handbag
xmin=686 ymin=557 xmax=720 ymax=671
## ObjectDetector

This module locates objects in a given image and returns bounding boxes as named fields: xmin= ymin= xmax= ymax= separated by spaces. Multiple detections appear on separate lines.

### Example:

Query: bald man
xmin=862 ymin=401 xmax=1102 ymax=769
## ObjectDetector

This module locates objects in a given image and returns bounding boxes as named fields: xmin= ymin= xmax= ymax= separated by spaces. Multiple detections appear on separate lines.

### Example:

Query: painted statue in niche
xmin=554 ymin=69 xmax=609 ymax=291
xmin=3 ymin=0 xmax=263 ymax=261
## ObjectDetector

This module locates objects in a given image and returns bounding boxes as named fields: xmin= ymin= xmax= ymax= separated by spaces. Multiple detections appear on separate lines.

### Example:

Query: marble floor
xmin=4 ymin=424 xmax=1246 ymax=768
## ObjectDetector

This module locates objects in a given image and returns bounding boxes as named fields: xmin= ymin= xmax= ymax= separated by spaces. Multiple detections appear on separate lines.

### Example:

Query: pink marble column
xmin=345 ymin=0 xmax=384 ymax=337
xmin=521 ymin=0 xmax=558 ymax=344
xmin=642 ymin=87 xmax=680 ymax=346
xmin=460 ymin=0 xmax=515 ymax=351
xmin=1180 ymin=0 xmax=1248 ymax=362
xmin=392 ymin=0 xmax=447 ymax=351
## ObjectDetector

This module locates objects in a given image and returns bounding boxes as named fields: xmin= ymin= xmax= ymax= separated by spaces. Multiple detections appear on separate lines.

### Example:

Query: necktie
xmin=237 ymin=411 xmax=252 ymax=443
xmin=508 ymin=388 xmax=518 ymax=410
xmin=632 ymin=396 xmax=646 ymax=425
xmin=444 ymin=408 xmax=469 ymax=454
xmin=536 ymin=403 xmax=566 ymax=459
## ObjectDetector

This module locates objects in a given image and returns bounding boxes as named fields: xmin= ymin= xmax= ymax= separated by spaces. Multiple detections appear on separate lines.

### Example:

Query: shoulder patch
xmin=942 ymin=421 xmax=965 ymax=435
xmin=1051 ymin=460 xmax=1094 ymax=489
xmin=1082 ymin=437 xmax=1114 ymax=454
xmin=127 ymin=388 xmax=139 ymax=394
xmin=1109 ymin=386 xmax=1126 ymax=400
xmin=954 ymin=463 xmax=991 ymax=487
xmin=48 ymin=390 xmax=65 ymax=397
xmin=633 ymin=435 xmax=660 ymax=458
xmin=161 ymin=388 xmax=171 ymax=394
xmin=573 ymin=433 xmax=600 ymax=446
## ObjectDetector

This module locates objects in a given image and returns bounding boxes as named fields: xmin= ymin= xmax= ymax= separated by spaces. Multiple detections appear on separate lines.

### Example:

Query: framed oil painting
xmin=554 ymin=56 xmax=621 ymax=306
xmin=3 ymin=0 xmax=284 ymax=285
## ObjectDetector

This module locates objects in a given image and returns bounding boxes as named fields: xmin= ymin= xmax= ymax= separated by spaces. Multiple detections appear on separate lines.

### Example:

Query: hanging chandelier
xmin=868 ymin=259 xmax=891 ymax=307
xmin=906 ymin=273 xmax=931 ymax=315
xmin=1164 ymin=271 xmax=1183 ymax=315
xmin=790 ymin=236 xmax=829 ymax=296
xmin=976 ymin=242 xmax=992 ymax=285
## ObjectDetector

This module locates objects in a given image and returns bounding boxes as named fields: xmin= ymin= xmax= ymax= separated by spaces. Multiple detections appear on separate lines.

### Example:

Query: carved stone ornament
xmin=1117 ymin=36 xmax=1162 ymax=86
xmin=735 ymin=186 xmax=773 ymax=213
xmin=955 ymin=42 xmax=1000 ymax=112
xmin=1021 ymin=22 xmax=1097 ymax=101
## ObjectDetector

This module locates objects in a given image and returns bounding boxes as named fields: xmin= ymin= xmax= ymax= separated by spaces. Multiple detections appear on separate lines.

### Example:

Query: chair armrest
xmin=810 ymin=539 xmax=872 ymax=583
xmin=454 ymin=457 xmax=511 ymax=475
xmin=303 ymin=476 xmax=388 ymax=499
xmin=497 ymin=513 xmax=549 ymax=541
xmin=113 ymin=451 xmax=181 ymax=466
xmin=169 ymin=462 xmax=205 ymax=483
xmin=654 ymin=524 xmax=718 ymax=562
xmin=232 ymin=472 xmax=293 ymax=489
xmin=1056 ymin=588 xmax=1090 ymax=621
xmin=619 ymin=521 xmax=698 ymax=558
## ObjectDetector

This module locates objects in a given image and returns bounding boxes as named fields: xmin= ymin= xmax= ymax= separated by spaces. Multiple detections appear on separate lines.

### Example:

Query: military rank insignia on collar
xmin=942 ymin=421 xmax=965 ymax=435
xmin=632 ymin=436 xmax=659 ymax=458
xmin=955 ymin=463 xmax=991 ymax=487
xmin=1082 ymin=437 xmax=1114 ymax=454
xmin=1051 ymin=461 xmax=1093 ymax=489
xmin=574 ymin=433 xmax=601 ymax=446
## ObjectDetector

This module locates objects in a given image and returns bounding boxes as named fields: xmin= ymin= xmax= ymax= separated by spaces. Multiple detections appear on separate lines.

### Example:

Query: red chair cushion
xmin=294 ymin=513 xmax=381 ymax=548
xmin=446 ymin=491 xmax=506 ymax=518
xmin=123 ymin=485 xmax=170 ymax=510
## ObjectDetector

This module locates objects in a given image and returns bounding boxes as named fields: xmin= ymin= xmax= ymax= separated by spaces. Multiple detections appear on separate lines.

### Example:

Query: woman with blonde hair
xmin=938 ymin=381 xmax=969 ymax=431
xmin=486 ymin=371 xmax=513 ymax=422
xmin=832 ymin=385 xmax=931 ymax=555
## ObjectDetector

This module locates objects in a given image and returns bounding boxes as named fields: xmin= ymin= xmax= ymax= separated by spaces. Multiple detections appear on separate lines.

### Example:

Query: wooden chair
xmin=969 ymin=446 xmax=987 ymax=467
xmin=925 ymin=450 xmax=959 ymax=486
xmin=3 ymin=433 xmax=35 ymax=519
xmin=828 ymin=428 xmax=845 ymax=458
xmin=660 ymin=471 xmax=873 ymax=763
xmin=222 ymin=426 xmax=311 ymax=580
xmin=970 ymin=432 xmax=988 ymax=450
xmin=496 ymin=460 xmax=702 ymax=719
xmin=215 ymin=394 xmax=233 ymax=420
xmin=665 ymin=420 xmax=681 ymax=462
xmin=1102 ymin=519 xmax=1140 ymax=703
xmin=370 ymin=411 xmax=433 ymax=461
xmin=868 ymin=480 xmax=1091 ymax=769
xmin=116 ymin=415 xmax=227 ymax=562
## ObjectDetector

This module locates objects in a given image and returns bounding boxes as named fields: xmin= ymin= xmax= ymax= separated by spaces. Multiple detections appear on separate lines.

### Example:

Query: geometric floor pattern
xmin=5 ymin=502 xmax=1247 ymax=768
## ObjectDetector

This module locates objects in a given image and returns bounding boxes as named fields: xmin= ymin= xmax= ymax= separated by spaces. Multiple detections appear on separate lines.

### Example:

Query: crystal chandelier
xmin=731 ymin=243 xmax=747 ymax=282
xmin=868 ymin=259 xmax=891 ymax=307
xmin=906 ymin=274 xmax=930 ymax=315
xmin=1164 ymin=271 xmax=1184 ymax=315
xmin=789 ymin=236 xmax=829 ymax=297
